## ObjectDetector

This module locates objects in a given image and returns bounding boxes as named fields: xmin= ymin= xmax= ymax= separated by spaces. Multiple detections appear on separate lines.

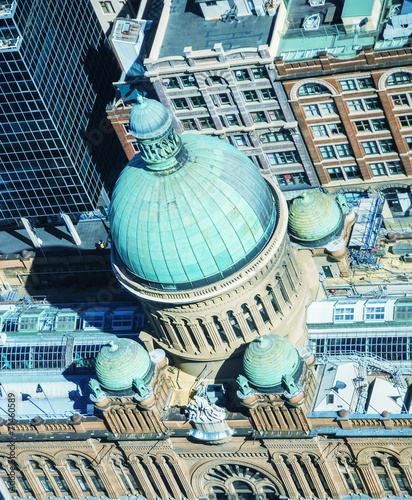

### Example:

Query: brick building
xmin=275 ymin=50 xmax=412 ymax=210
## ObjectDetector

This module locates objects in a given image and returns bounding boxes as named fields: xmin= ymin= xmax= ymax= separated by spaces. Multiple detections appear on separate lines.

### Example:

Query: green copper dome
xmin=243 ymin=334 xmax=302 ymax=392
xmin=95 ymin=339 xmax=152 ymax=392
xmin=288 ymin=191 xmax=343 ymax=247
xmin=110 ymin=98 xmax=277 ymax=291
xmin=129 ymin=95 xmax=172 ymax=140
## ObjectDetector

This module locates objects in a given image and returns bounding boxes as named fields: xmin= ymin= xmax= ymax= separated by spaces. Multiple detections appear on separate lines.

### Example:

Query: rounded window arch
xmin=204 ymin=463 xmax=283 ymax=500
xmin=298 ymin=82 xmax=332 ymax=97
xmin=378 ymin=68 xmax=412 ymax=90
xmin=62 ymin=455 xmax=105 ymax=495
xmin=290 ymin=79 xmax=337 ymax=100
xmin=387 ymin=71 xmax=412 ymax=87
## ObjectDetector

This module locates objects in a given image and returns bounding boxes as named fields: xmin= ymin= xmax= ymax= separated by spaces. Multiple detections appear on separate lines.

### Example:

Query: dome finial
xmin=108 ymin=340 xmax=119 ymax=352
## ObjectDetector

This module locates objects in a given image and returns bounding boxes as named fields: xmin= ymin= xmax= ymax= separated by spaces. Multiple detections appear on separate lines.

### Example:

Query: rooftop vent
xmin=121 ymin=22 xmax=131 ymax=34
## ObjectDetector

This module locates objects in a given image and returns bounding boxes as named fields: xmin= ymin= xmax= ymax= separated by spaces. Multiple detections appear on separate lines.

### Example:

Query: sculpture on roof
xmin=186 ymin=395 xmax=226 ymax=424
xmin=133 ymin=378 xmax=152 ymax=400
xmin=236 ymin=374 xmax=254 ymax=398
xmin=88 ymin=378 xmax=107 ymax=402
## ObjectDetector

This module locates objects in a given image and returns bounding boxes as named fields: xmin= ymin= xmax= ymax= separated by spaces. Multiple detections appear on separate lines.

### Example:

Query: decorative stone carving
xmin=88 ymin=378 xmax=107 ymax=403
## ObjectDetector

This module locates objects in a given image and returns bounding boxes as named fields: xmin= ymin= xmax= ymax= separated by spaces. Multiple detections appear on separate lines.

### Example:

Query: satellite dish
xmin=0 ymin=333 xmax=7 ymax=345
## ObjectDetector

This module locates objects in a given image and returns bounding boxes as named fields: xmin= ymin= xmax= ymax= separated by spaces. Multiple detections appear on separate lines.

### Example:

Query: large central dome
xmin=110 ymin=97 xmax=277 ymax=290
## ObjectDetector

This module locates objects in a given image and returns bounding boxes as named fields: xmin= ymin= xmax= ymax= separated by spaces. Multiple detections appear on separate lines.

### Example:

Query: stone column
xmin=21 ymin=464 xmax=47 ymax=499
xmin=264 ymin=406 xmax=279 ymax=430
xmin=130 ymin=459 xmax=157 ymax=499
xmin=381 ymin=458 xmax=401 ymax=496
xmin=272 ymin=284 xmax=286 ymax=313
xmin=170 ymin=459 xmax=196 ymax=498
xmin=287 ymin=250 xmax=300 ymax=280
xmin=219 ymin=317 xmax=238 ymax=345
xmin=175 ymin=323 xmax=196 ymax=353
xmin=104 ymin=410 xmax=121 ymax=434
xmin=118 ymin=409 xmax=133 ymax=432
xmin=273 ymin=406 xmax=288 ymax=430
xmin=279 ymin=273 xmax=292 ymax=300
xmin=301 ymin=456 xmax=326 ymax=498
xmin=56 ymin=465 xmax=81 ymax=498
xmin=94 ymin=465 xmax=118 ymax=497
xmin=271 ymin=455 xmax=300 ymax=499
xmin=288 ymin=456 xmax=313 ymax=499
xmin=234 ymin=312 xmax=254 ymax=340
xmin=283 ymin=264 xmax=296 ymax=291
xmin=318 ymin=458 xmax=340 ymax=498
xmin=261 ymin=294 xmax=278 ymax=323
xmin=204 ymin=321 xmax=224 ymax=350
xmin=280 ymin=407 xmax=296 ymax=430
xmin=248 ymin=303 xmax=266 ymax=332
xmin=133 ymin=409 xmax=150 ymax=432
xmin=156 ymin=457 xmax=181 ymax=498
xmin=162 ymin=319 xmax=184 ymax=351
xmin=400 ymin=463 xmax=412 ymax=490
xmin=41 ymin=466 xmax=59 ymax=495
xmin=358 ymin=463 xmax=384 ymax=498
xmin=125 ymin=408 xmax=141 ymax=431
xmin=142 ymin=456 xmax=170 ymax=498
xmin=188 ymin=321 xmax=209 ymax=350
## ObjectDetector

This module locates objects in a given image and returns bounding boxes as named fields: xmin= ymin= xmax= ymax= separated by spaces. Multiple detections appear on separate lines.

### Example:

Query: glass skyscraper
xmin=0 ymin=0 xmax=125 ymax=224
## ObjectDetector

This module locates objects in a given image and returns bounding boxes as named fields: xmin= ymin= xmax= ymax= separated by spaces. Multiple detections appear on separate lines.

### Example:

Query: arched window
xmin=213 ymin=316 xmax=229 ymax=343
xmin=297 ymin=456 xmax=316 ymax=495
xmin=387 ymin=457 xmax=410 ymax=493
xmin=387 ymin=72 xmax=412 ymax=86
xmin=282 ymin=455 xmax=304 ymax=497
xmin=111 ymin=457 xmax=140 ymax=494
xmin=276 ymin=277 xmax=289 ymax=303
xmin=204 ymin=464 xmax=279 ymax=500
xmin=298 ymin=82 xmax=331 ymax=96
xmin=199 ymin=319 xmax=214 ymax=348
xmin=266 ymin=286 xmax=279 ymax=314
xmin=28 ymin=459 xmax=54 ymax=494
xmin=231 ymin=480 xmax=254 ymax=498
xmin=227 ymin=311 xmax=242 ymax=339
xmin=0 ymin=458 xmax=32 ymax=497
xmin=64 ymin=456 xmax=105 ymax=495
xmin=44 ymin=459 xmax=69 ymax=494
xmin=183 ymin=319 xmax=200 ymax=351
xmin=255 ymin=296 xmax=269 ymax=323
xmin=372 ymin=457 xmax=393 ymax=493
xmin=210 ymin=485 xmax=226 ymax=500
xmin=336 ymin=456 xmax=363 ymax=494
xmin=242 ymin=304 xmax=256 ymax=332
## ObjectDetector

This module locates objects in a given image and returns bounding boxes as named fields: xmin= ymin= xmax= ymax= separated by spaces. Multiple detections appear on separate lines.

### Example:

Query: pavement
xmin=0 ymin=219 xmax=110 ymax=256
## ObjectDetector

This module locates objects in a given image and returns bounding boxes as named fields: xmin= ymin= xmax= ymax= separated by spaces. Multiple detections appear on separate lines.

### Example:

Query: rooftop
xmin=277 ymin=0 xmax=408 ymax=61
xmin=158 ymin=0 xmax=275 ymax=57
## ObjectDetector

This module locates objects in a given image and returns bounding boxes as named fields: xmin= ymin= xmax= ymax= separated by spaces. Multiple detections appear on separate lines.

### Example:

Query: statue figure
xmin=336 ymin=193 xmax=350 ymax=215
xmin=88 ymin=378 xmax=107 ymax=402
xmin=133 ymin=378 xmax=152 ymax=400
xmin=282 ymin=374 xmax=301 ymax=397
xmin=236 ymin=375 xmax=253 ymax=398
xmin=185 ymin=395 xmax=226 ymax=424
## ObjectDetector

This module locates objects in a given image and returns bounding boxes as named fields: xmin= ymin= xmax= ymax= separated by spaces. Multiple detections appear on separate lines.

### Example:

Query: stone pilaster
xmin=288 ymin=456 xmax=313 ymax=499
xmin=130 ymin=459 xmax=157 ymax=499
xmin=142 ymin=456 xmax=170 ymax=498
xmin=272 ymin=454 xmax=300 ymax=499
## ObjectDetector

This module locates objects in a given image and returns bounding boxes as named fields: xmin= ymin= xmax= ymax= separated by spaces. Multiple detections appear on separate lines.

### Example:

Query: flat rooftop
xmin=277 ymin=0 xmax=403 ymax=61
xmin=158 ymin=0 xmax=275 ymax=57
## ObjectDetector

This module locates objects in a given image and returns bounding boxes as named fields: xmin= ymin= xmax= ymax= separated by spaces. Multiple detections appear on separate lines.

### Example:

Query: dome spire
xmin=129 ymin=94 xmax=182 ymax=171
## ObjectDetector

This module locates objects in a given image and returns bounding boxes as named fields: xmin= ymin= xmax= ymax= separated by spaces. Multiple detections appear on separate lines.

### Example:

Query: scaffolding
xmin=348 ymin=193 xmax=384 ymax=269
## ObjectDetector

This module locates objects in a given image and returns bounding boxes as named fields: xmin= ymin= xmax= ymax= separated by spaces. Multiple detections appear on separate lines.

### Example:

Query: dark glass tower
xmin=0 ymin=0 xmax=125 ymax=224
